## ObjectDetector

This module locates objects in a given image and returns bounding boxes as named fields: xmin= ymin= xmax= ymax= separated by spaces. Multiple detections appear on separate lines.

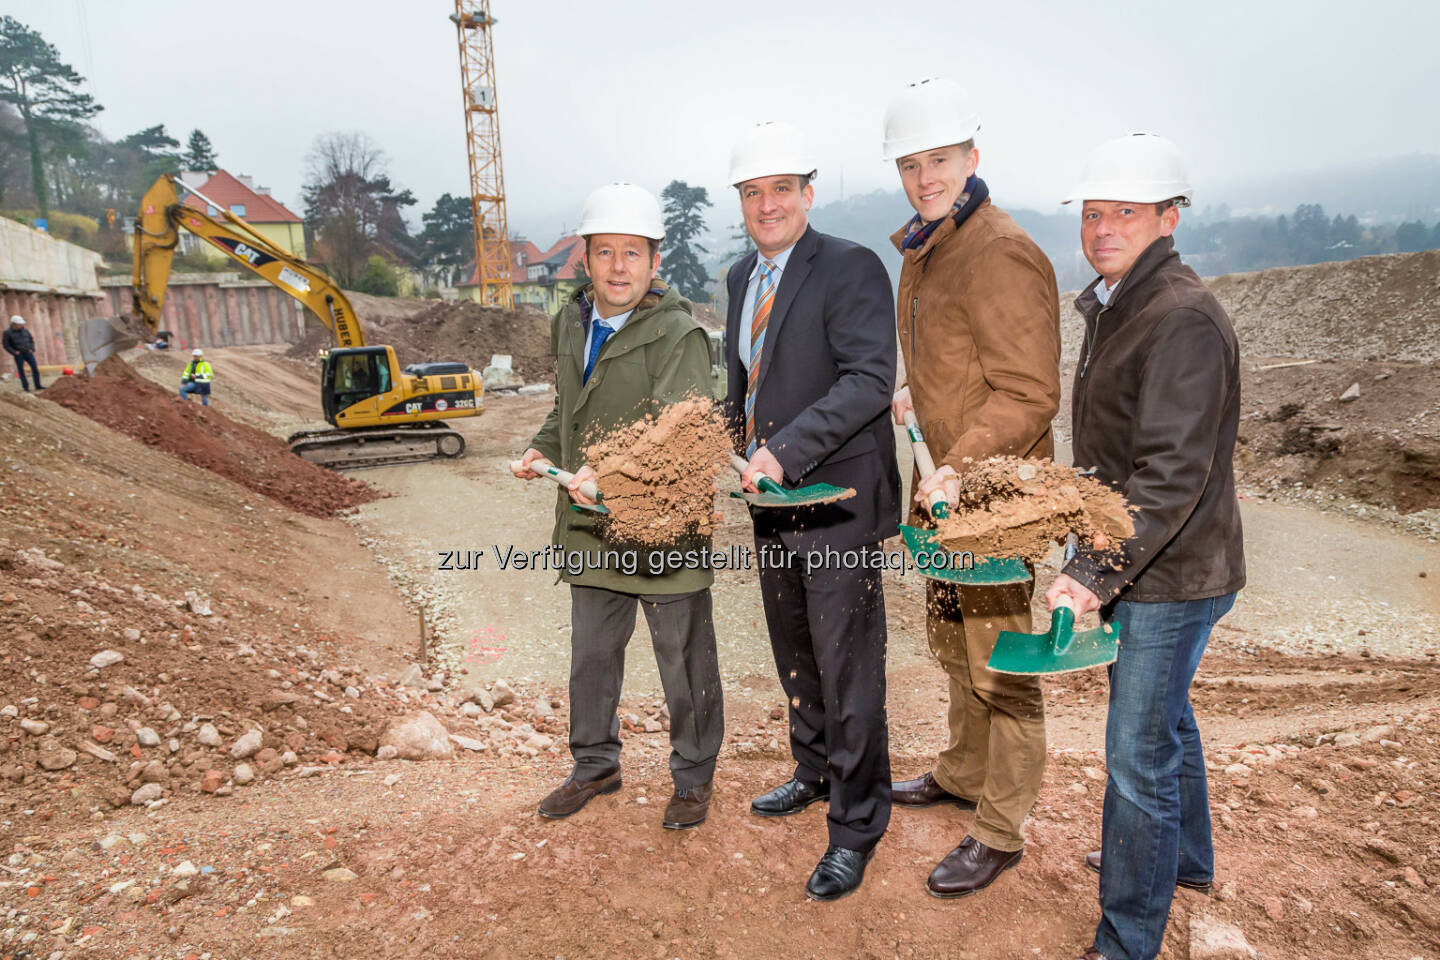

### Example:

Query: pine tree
xmin=0 ymin=16 xmax=101 ymax=218
xmin=183 ymin=129 xmax=218 ymax=172
xmin=660 ymin=180 xmax=713 ymax=302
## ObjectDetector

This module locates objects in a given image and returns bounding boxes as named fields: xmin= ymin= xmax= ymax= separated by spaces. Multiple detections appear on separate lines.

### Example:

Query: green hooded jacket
xmin=529 ymin=279 xmax=715 ymax=594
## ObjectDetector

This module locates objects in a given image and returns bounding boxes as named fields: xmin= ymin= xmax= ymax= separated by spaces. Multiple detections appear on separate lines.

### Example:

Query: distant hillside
xmin=1209 ymin=154 xmax=1440 ymax=223
xmin=1058 ymin=249 xmax=1440 ymax=363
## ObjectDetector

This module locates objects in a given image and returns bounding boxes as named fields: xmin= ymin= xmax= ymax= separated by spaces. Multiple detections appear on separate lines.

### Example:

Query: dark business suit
xmin=725 ymin=224 xmax=901 ymax=852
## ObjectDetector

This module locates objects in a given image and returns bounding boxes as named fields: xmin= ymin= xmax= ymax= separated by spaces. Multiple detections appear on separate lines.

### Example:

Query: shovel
xmin=986 ymin=539 xmax=1121 ymax=675
xmin=509 ymin=459 xmax=609 ymax=515
xmin=727 ymin=452 xmax=854 ymax=508
xmin=898 ymin=412 xmax=1031 ymax=586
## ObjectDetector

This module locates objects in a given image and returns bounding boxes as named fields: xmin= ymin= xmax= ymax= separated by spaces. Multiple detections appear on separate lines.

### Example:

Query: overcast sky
xmin=12 ymin=0 xmax=1440 ymax=241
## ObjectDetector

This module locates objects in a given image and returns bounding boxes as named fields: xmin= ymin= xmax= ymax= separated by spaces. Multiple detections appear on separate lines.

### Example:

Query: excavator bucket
xmin=77 ymin=315 xmax=149 ymax=372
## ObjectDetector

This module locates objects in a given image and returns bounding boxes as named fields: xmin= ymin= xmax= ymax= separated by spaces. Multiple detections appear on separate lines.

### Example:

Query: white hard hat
xmin=729 ymin=121 xmax=817 ymax=187
xmin=192 ymin=348 xmax=204 ymax=357
xmin=882 ymin=77 xmax=981 ymax=162
xmin=1064 ymin=133 xmax=1193 ymax=206
xmin=9 ymin=315 xmax=23 ymax=324
xmin=576 ymin=182 xmax=665 ymax=240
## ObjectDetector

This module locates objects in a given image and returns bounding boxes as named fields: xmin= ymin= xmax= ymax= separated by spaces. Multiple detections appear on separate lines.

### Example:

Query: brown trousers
xmin=927 ymin=577 xmax=1047 ymax=852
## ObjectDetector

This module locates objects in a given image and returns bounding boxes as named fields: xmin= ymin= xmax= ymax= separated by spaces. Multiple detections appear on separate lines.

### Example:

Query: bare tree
xmin=302 ymin=132 xmax=413 ymax=288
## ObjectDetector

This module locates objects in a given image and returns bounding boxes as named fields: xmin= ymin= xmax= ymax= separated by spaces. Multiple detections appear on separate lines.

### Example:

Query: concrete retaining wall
xmin=99 ymin=273 xmax=307 ymax=351
xmin=0 ymin=218 xmax=106 ymax=365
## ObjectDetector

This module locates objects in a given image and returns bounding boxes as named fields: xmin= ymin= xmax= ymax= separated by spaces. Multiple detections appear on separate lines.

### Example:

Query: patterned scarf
xmin=901 ymin=175 xmax=990 ymax=251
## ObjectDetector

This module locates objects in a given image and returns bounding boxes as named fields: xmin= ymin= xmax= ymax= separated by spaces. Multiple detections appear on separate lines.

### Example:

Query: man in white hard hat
xmin=179 ymin=348 xmax=214 ymax=406
xmin=1049 ymin=133 xmax=1244 ymax=960
xmin=3 ymin=315 xmax=42 ymax=391
xmin=723 ymin=121 xmax=901 ymax=901
xmin=513 ymin=183 xmax=724 ymax=831
xmin=882 ymin=77 xmax=1061 ymax=899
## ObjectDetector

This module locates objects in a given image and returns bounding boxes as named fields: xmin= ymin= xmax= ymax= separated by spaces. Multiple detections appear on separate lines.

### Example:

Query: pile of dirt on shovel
xmin=42 ymin=355 xmax=379 ymax=518
xmin=936 ymin=456 xmax=1134 ymax=561
xmin=586 ymin=397 xmax=729 ymax=544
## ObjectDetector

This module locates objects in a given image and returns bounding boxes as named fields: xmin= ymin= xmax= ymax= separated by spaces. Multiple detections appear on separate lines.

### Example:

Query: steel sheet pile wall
xmin=100 ymin=274 xmax=307 ymax=350
xmin=0 ymin=218 xmax=105 ymax=365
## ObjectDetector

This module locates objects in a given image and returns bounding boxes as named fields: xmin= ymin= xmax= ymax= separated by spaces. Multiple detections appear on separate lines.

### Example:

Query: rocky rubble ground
xmin=0 ymin=538 xmax=585 ymax=826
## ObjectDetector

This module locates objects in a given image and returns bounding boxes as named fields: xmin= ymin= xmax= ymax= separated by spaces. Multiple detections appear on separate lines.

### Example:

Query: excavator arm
xmin=132 ymin=174 xmax=365 ymax=348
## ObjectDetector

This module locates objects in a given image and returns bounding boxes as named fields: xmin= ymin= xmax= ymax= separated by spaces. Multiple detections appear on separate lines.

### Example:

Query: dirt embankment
xmin=1060 ymin=248 xmax=1440 ymax=363
xmin=43 ymin=356 xmax=378 ymax=518
xmin=0 ymin=388 xmax=568 ymax=832
xmin=288 ymin=293 xmax=554 ymax=383
xmin=1235 ymin=358 xmax=1439 ymax=515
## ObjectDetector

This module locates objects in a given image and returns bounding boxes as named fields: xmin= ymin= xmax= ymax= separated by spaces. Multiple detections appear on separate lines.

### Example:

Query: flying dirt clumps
xmin=586 ymin=397 xmax=729 ymax=544
xmin=935 ymin=457 xmax=1134 ymax=561
xmin=43 ymin=355 xmax=380 ymax=518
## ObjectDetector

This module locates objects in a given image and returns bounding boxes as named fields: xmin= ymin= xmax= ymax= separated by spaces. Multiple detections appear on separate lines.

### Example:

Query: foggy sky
xmin=13 ymin=0 xmax=1440 ymax=242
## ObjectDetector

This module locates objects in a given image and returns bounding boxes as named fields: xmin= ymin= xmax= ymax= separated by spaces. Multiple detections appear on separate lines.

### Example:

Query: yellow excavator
xmin=83 ymin=173 xmax=483 ymax=469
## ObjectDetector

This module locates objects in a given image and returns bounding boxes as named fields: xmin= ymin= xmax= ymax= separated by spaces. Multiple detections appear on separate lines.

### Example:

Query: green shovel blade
xmin=568 ymin=501 xmax=610 ymax=515
xmin=898 ymin=499 xmax=1030 ymax=585
xmin=987 ymin=607 xmax=1121 ymax=676
xmin=729 ymin=474 xmax=854 ymax=508
xmin=899 ymin=523 xmax=1031 ymax=585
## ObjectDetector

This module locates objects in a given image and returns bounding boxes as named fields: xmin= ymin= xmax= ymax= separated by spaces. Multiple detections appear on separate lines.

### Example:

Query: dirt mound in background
xmin=1060 ymin=249 xmax=1440 ymax=363
xmin=587 ymin=398 xmax=729 ymax=544
xmin=43 ymin=357 xmax=378 ymax=518
xmin=288 ymin=293 xmax=554 ymax=383
xmin=936 ymin=457 xmax=1134 ymax=561
xmin=1236 ymin=357 xmax=1440 ymax=514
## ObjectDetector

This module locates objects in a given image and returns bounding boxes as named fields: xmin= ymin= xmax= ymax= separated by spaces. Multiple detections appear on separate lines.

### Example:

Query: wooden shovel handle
xmin=902 ymin=412 xmax=949 ymax=513
xmin=510 ymin=459 xmax=600 ymax=502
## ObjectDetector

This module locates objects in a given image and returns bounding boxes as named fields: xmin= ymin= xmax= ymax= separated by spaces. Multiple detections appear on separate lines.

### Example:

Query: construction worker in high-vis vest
xmin=179 ymin=348 xmax=214 ymax=407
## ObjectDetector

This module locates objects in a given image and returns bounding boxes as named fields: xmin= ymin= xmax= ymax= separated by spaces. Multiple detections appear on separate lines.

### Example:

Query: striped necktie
xmin=744 ymin=259 xmax=777 ymax=457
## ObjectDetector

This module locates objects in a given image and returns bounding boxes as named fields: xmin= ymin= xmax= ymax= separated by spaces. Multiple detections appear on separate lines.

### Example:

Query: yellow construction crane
xmin=451 ymin=0 xmax=513 ymax=308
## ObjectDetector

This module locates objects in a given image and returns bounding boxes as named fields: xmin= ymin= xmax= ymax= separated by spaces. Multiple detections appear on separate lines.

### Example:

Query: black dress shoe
xmin=1084 ymin=850 xmax=1213 ymax=895
xmin=891 ymin=772 xmax=977 ymax=810
xmin=926 ymin=835 xmax=1023 ymax=898
xmin=750 ymin=778 xmax=828 ymax=817
xmin=805 ymin=844 xmax=875 ymax=902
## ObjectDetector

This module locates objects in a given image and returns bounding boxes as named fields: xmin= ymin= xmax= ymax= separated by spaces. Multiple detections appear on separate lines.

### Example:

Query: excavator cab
xmin=321 ymin=347 xmax=395 ymax=424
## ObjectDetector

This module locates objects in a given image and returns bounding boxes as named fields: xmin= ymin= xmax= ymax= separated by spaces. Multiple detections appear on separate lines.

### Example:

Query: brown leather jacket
xmin=1063 ymin=236 xmax=1246 ymax=604
xmin=893 ymin=199 xmax=1061 ymax=523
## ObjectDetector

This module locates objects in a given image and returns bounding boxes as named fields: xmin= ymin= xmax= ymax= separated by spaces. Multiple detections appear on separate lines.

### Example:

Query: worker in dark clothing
xmin=3 ymin=316 xmax=41 ymax=391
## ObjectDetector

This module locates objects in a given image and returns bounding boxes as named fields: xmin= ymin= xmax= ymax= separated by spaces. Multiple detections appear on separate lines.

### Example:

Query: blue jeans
xmin=1092 ymin=592 xmax=1235 ymax=960
xmin=179 ymin=381 xmax=211 ymax=406
xmin=13 ymin=350 xmax=40 ymax=390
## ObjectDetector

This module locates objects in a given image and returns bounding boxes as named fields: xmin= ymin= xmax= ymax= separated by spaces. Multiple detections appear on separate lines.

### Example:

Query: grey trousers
xmin=568 ymin=585 xmax=724 ymax=789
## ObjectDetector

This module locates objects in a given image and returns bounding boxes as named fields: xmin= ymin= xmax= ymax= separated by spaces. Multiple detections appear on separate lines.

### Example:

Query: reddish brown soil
xmin=288 ymin=296 xmax=554 ymax=383
xmin=936 ymin=456 xmax=1134 ymax=560
xmin=588 ymin=398 xmax=729 ymax=544
xmin=43 ymin=356 xmax=378 ymax=518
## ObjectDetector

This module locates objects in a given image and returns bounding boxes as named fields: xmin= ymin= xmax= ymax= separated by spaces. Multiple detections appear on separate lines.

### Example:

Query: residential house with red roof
xmin=459 ymin=234 xmax=587 ymax=314
xmin=177 ymin=169 xmax=306 ymax=260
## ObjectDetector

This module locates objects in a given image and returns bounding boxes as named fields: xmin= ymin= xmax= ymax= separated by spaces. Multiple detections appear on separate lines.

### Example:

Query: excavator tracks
xmin=287 ymin=425 xmax=466 ymax=470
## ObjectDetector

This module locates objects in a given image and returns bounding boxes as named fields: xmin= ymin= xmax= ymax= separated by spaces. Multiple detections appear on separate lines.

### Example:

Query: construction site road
xmin=340 ymin=391 xmax=1440 ymax=756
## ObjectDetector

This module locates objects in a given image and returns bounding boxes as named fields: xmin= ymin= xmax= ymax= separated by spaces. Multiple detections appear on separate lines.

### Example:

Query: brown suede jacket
xmin=892 ymin=199 xmax=1061 ymax=524
xmin=1063 ymin=236 xmax=1246 ymax=604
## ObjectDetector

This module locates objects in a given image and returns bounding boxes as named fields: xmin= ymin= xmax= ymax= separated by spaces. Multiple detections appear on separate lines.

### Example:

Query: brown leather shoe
xmin=891 ymin=772 xmax=977 ymax=810
xmin=1084 ymin=849 xmax=1213 ymax=895
xmin=537 ymin=768 xmax=622 ymax=819
xmin=662 ymin=782 xmax=713 ymax=830
xmin=1075 ymin=950 xmax=1110 ymax=960
xmin=926 ymin=835 xmax=1023 ymax=898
